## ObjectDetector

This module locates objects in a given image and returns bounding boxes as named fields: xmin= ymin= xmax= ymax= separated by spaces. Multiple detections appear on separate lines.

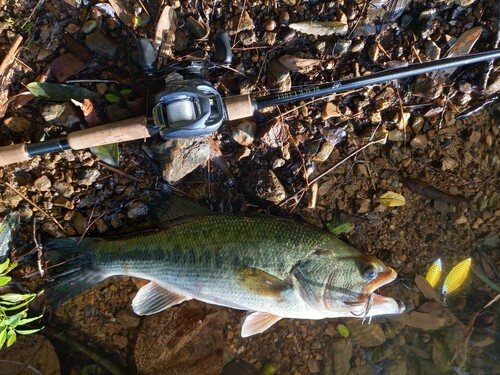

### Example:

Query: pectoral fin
xmin=237 ymin=267 xmax=291 ymax=298
xmin=132 ymin=282 xmax=190 ymax=315
xmin=241 ymin=311 xmax=282 ymax=338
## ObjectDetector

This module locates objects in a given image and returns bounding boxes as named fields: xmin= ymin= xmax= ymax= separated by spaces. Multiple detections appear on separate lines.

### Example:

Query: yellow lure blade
xmin=442 ymin=258 xmax=472 ymax=295
xmin=425 ymin=258 xmax=442 ymax=288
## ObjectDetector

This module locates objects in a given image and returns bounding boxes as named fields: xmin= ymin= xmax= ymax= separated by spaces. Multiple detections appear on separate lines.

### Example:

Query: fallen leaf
xmin=15 ymin=66 xmax=51 ymax=108
xmin=394 ymin=311 xmax=450 ymax=330
xmin=91 ymin=144 xmax=119 ymax=167
xmin=404 ymin=178 xmax=468 ymax=205
xmin=278 ymin=55 xmax=322 ymax=73
xmin=289 ymin=21 xmax=348 ymax=36
xmin=374 ymin=191 xmax=406 ymax=207
xmin=432 ymin=27 xmax=482 ymax=82
xmin=415 ymin=275 xmax=442 ymax=303
xmin=49 ymin=53 xmax=87 ymax=82
xmin=27 ymin=82 xmax=97 ymax=101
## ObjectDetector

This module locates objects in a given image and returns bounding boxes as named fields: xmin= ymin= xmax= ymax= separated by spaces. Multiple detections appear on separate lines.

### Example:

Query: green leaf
xmin=82 ymin=20 xmax=97 ymax=34
xmin=328 ymin=222 xmax=354 ymax=236
xmin=91 ymin=144 xmax=119 ymax=167
xmin=0 ymin=259 xmax=9 ymax=274
xmin=15 ymin=327 xmax=44 ymax=335
xmin=337 ymin=323 xmax=350 ymax=337
xmin=6 ymin=313 xmax=22 ymax=328
xmin=18 ymin=314 xmax=43 ymax=326
xmin=119 ymin=88 xmax=133 ymax=96
xmin=0 ymin=327 xmax=6 ymax=350
xmin=374 ymin=191 xmax=406 ymax=207
xmin=0 ymin=293 xmax=34 ymax=304
xmin=6 ymin=329 xmax=16 ymax=347
xmin=26 ymin=82 xmax=97 ymax=101
xmin=105 ymin=93 xmax=121 ymax=103
xmin=0 ymin=276 xmax=11 ymax=287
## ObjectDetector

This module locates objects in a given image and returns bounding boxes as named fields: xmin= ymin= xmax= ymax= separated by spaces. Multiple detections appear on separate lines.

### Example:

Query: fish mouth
xmin=364 ymin=267 xmax=397 ymax=294
xmin=365 ymin=293 xmax=405 ymax=317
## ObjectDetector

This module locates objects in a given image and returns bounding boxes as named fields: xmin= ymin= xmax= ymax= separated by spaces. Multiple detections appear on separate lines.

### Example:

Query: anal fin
xmin=241 ymin=311 xmax=282 ymax=338
xmin=132 ymin=282 xmax=190 ymax=316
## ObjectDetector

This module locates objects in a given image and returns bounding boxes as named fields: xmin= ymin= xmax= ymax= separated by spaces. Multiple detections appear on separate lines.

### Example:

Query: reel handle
xmin=0 ymin=116 xmax=154 ymax=167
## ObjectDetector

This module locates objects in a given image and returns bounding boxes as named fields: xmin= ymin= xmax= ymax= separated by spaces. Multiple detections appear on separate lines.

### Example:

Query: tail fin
xmin=44 ymin=237 xmax=105 ymax=308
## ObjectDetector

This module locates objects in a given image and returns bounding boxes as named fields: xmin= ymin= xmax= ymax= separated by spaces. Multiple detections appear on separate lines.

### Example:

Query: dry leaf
xmin=394 ymin=311 xmax=450 ymax=330
xmin=375 ymin=191 xmax=406 ymax=207
xmin=432 ymin=27 xmax=482 ymax=82
xmin=50 ymin=53 xmax=87 ymax=82
xmin=278 ymin=55 xmax=322 ymax=73
xmin=289 ymin=21 xmax=348 ymax=36
xmin=415 ymin=275 xmax=442 ymax=303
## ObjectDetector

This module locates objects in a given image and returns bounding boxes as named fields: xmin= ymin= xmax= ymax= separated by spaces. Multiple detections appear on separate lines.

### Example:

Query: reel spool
xmin=152 ymin=79 xmax=225 ymax=139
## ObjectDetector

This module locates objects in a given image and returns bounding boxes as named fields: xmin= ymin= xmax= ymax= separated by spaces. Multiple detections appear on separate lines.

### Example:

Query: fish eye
xmin=361 ymin=264 xmax=377 ymax=281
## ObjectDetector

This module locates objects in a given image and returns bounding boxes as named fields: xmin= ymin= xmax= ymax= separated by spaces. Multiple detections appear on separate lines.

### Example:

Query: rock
xmin=267 ymin=59 xmax=291 ymax=92
xmin=86 ymin=28 xmax=118 ymax=58
xmin=411 ymin=116 xmax=425 ymax=133
xmin=53 ymin=181 xmax=75 ymax=198
xmin=239 ymin=30 xmax=257 ymax=46
xmin=469 ymin=130 xmax=481 ymax=143
xmin=3 ymin=116 xmax=31 ymax=133
xmin=135 ymin=304 xmax=225 ymax=375
xmin=41 ymin=103 xmax=81 ymax=128
xmin=0 ymin=334 xmax=60 ymax=375
xmin=410 ymin=134 xmax=428 ymax=149
xmin=127 ymin=201 xmax=149 ymax=219
xmin=349 ymin=364 xmax=375 ymax=375
xmin=322 ymin=102 xmax=342 ymax=120
xmin=388 ymin=130 xmax=404 ymax=142
xmin=228 ymin=11 xmax=254 ymax=34
xmin=333 ymin=40 xmax=352 ymax=57
xmin=185 ymin=16 xmax=210 ymax=39
xmin=174 ymin=29 xmax=188 ymax=51
xmin=424 ymin=40 xmax=441 ymax=60
xmin=271 ymin=156 xmax=286 ymax=168
xmin=152 ymin=137 xmax=210 ymax=184
xmin=308 ymin=358 xmax=321 ymax=374
xmin=385 ymin=360 xmax=407 ymax=375
xmin=232 ymin=121 xmax=257 ymax=146
xmin=263 ymin=20 xmax=276 ymax=31
xmin=369 ymin=111 xmax=382 ymax=123
xmin=53 ymin=195 xmax=74 ymax=209
xmin=323 ymin=338 xmax=352 ymax=375
xmin=262 ymin=31 xmax=277 ymax=45
xmin=236 ymin=146 xmax=251 ymax=160
xmin=116 ymin=309 xmax=141 ymax=328
xmin=413 ymin=76 xmax=443 ymax=100
xmin=78 ymin=168 xmax=101 ymax=186
xmin=346 ymin=319 xmax=386 ymax=347
xmin=72 ymin=211 xmax=87 ymax=235
xmin=34 ymin=175 xmax=52 ymax=191
xmin=258 ymin=119 xmax=289 ymax=148
xmin=356 ymin=198 xmax=371 ymax=213
xmin=312 ymin=142 xmax=334 ymax=162
xmin=245 ymin=169 xmax=286 ymax=204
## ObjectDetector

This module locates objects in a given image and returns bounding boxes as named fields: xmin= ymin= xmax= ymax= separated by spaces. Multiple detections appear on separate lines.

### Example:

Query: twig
xmin=4 ymin=182 xmax=66 ymax=234
xmin=280 ymin=135 xmax=388 ymax=207
xmin=0 ymin=35 xmax=23 ymax=78
xmin=33 ymin=218 xmax=44 ymax=277
xmin=43 ymin=326 xmax=127 ymax=375
xmin=97 ymin=161 xmax=141 ymax=182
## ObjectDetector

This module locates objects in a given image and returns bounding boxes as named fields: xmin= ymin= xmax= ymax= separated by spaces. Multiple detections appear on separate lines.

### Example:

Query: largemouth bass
xmin=46 ymin=197 xmax=404 ymax=337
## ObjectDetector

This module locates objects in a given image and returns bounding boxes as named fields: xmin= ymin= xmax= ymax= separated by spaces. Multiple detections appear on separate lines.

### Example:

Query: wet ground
xmin=0 ymin=0 xmax=498 ymax=374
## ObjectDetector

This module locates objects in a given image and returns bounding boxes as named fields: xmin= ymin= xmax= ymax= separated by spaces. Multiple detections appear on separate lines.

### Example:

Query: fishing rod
xmin=0 ymin=47 xmax=499 ymax=167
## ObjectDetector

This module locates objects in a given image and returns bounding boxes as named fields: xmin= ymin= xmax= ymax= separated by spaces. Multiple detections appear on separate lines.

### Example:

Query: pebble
xmin=271 ymin=157 xmax=286 ymax=169
xmin=239 ymin=30 xmax=257 ymax=46
xmin=85 ymin=29 xmax=118 ymax=58
xmin=346 ymin=320 xmax=386 ymax=347
xmin=228 ymin=11 xmax=254 ymax=34
xmin=351 ymin=40 xmax=364 ymax=53
xmin=3 ymin=117 xmax=31 ymax=133
xmin=413 ymin=76 xmax=443 ymax=100
xmin=333 ymin=40 xmax=352 ymax=57
xmin=41 ymin=103 xmax=81 ymax=128
xmin=235 ymin=147 xmax=251 ymax=161
xmin=323 ymin=338 xmax=352 ymax=375
xmin=262 ymin=31 xmax=277 ymax=45
xmin=321 ymin=102 xmax=342 ymax=120
xmin=424 ymin=40 xmax=441 ymax=60
xmin=53 ymin=195 xmax=74 ymax=209
xmin=72 ymin=211 xmax=87 ymax=235
xmin=312 ymin=142 xmax=334 ymax=162
xmin=185 ymin=16 xmax=209 ymax=39
xmin=245 ymin=169 xmax=286 ymax=204
xmin=278 ymin=11 xmax=290 ymax=25
xmin=307 ymin=358 xmax=320 ymax=374
xmin=263 ymin=20 xmax=276 ymax=31
xmin=368 ymin=44 xmax=379 ymax=62
xmin=410 ymin=134 xmax=428 ymax=149
xmin=411 ymin=116 xmax=425 ymax=133
xmin=469 ymin=130 xmax=481 ymax=143
xmin=78 ymin=169 xmax=101 ymax=186
xmin=127 ymin=201 xmax=149 ymax=219
xmin=34 ymin=175 xmax=51 ymax=191
xmin=53 ymin=181 xmax=74 ymax=198
xmin=267 ymin=59 xmax=291 ymax=92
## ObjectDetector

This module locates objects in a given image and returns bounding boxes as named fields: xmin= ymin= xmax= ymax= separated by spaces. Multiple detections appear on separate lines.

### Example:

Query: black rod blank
xmin=254 ymin=49 xmax=500 ymax=110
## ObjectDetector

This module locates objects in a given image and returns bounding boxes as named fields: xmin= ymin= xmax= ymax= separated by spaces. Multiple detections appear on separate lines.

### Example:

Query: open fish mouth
xmin=364 ymin=267 xmax=398 ymax=294
xmin=365 ymin=293 xmax=405 ymax=317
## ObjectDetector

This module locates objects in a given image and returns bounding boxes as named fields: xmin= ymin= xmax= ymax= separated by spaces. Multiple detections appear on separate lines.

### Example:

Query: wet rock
xmin=413 ymin=76 xmax=443 ymax=100
xmin=346 ymin=320 xmax=386 ymax=347
xmin=245 ymin=169 xmax=286 ymax=204
xmin=267 ymin=59 xmax=291 ymax=92
xmin=410 ymin=134 xmax=428 ymax=149
xmin=41 ymin=103 xmax=81 ymax=128
xmin=34 ymin=175 xmax=52 ymax=191
xmin=152 ymin=137 xmax=210 ymax=184
xmin=86 ymin=28 xmax=118 ymax=58
xmin=228 ymin=11 xmax=254 ymax=34
xmin=3 ymin=116 xmax=31 ymax=133
xmin=323 ymin=338 xmax=352 ymax=375
xmin=78 ymin=168 xmax=101 ymax=186
xmin=186 ymin=16 xmax=210 ymax=39
xmin=127 ymin=201 xmax=149 ymax=219
xmin=0 ymin=334 xmax=60 ymax=375
xmin=53 ymin=181 xmax=74 ymax=198
xmin=232 ymin=121 xmax=257 ymax=146
xmin=135 ymin=304 xmax=225 ymax=375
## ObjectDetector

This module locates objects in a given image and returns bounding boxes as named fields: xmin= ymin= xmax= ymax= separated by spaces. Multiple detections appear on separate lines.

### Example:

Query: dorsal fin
xmin=150 ymin=195 xmax=215 ymax=224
